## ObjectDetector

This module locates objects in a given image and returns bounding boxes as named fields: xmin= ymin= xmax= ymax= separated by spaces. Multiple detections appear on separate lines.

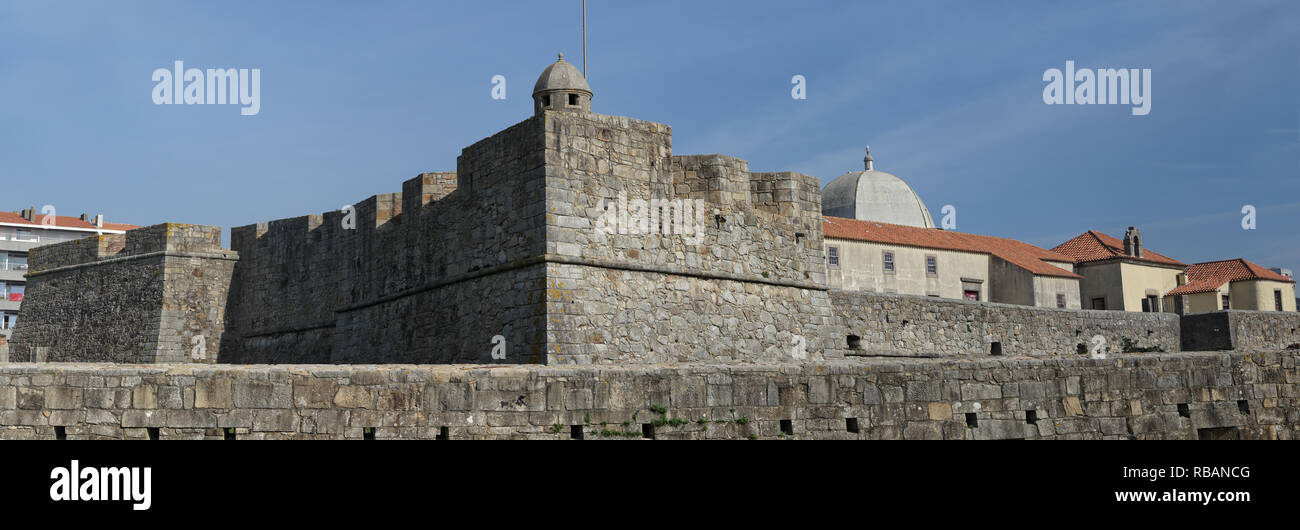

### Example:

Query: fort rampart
xmin=830 ymin=291 xmax=1181 ymax=357
xmin=1 ymin=350 xmax=1294 ymax=440
xmin=1180 ymin=311 xmax=1300 ymax=353
xmin=8 ymin=224 xmax=236 ymax=364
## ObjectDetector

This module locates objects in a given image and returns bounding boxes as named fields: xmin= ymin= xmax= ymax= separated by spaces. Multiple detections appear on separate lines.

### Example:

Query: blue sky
xmin=1 ymin=1 xmax=1297 ymax=268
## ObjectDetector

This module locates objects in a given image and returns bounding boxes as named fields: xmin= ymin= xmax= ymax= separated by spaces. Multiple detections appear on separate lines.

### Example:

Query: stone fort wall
xmin=8 ymin=224 xmax=236 ymax=363
xmin=539 ymin=112 xmax=834 ymax=364
xmin=1181 ymin=311 xmax=1300 ymax=352
xmin=1 ymin=350 xmax=1295 ymax=439
xmin=223 ymin=117 xmax=549 ymax=364
xmin=830 ymin=291 xmax=1181 ymax=357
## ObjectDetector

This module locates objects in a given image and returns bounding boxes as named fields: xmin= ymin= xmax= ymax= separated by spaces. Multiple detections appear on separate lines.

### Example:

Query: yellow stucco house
xmin=824 ymin=217 xmax=1083 ymax=308
xmin=820 ymin=148 xmax=1081 ymax=308
xmin=1166 ymin=258 xmax=1296 ymax=313
xmin=1053 ymin=227 xmax=1187 ymax=312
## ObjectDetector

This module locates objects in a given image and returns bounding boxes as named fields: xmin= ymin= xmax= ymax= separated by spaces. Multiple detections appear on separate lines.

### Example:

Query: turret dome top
xmin=532 ymin=54 xmax=593 ymax=115
xmin=533 ymin=54 xmax=592 ymax=96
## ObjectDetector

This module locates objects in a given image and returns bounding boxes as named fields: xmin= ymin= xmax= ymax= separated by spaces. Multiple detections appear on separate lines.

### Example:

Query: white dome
xmin=822 ymin=169 xmax=935 ymax=228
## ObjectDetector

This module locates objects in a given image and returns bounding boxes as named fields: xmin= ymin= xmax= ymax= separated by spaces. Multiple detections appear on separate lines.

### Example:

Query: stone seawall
xmin=1181 ymin=311 xmax=1300 ymax=352
xmin=831 ymin=291 xmax=1180 ymax=357
xmin=1 ymin=350 xmax=1294 ymax=440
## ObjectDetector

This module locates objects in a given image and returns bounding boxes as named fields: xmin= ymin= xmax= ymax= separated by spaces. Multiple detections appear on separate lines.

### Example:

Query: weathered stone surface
xmin=1182 ymin=311 xmax=1300 ymax=352
xmin=8 ymin=224 xmax=236 ymax=364
xmin=0 ymin=350 xmax=1295 ymax=440
xmin=927 ymin=402 xmax=952 ymax=420
xmin=832 ymin=291 xmax=1180 ymax=358
xmin=195 ymin=377 xmax=232 ymax=408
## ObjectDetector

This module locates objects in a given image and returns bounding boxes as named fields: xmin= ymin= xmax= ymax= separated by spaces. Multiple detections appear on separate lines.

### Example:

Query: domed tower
xmin=822 ymin=146 xmax=936 ymax=228
xmin=532 ymin=53 xmax=593 ymax=115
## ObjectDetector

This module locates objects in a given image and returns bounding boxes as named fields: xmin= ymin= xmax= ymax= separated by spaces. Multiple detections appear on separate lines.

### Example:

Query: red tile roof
xmin=0 ymin=211 xmax=137 ymax=232
xmin=823 ymin=216 xmax=1082 ymax=279
xmin=1167 ymin=258 xmax=1295 ymax=296
xmin=1051 ymin=230 xmax=1185 ymax=267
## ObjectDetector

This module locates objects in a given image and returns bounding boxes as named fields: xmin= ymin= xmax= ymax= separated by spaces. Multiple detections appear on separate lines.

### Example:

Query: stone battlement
xmin=24 ymin=223 xmax=227 ymax=273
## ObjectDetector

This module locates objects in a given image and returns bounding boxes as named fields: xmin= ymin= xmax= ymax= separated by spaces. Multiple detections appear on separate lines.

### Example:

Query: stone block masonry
xmin=223 ymin=116 xmax=549 ymax=364
xmin=1 ymin=350 xmax=1295 ymax=440
xmin=1181 ymin=310 xmax=1300 ymax=352
xmin=542 ymin=111 xmax=835 ymax=364
xmin=9 ymin=224 xmax=237 ymax=363
xmin=831 ymin=291 xmax=1179 ymax=357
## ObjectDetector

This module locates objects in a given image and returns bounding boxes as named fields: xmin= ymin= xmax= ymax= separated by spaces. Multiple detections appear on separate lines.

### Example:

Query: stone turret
xmin=533 ymin=53 xmax=592 ymax=115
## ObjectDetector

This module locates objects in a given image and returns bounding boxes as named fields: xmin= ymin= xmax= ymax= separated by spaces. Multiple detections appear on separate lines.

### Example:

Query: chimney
xmin=94 ymin=214 xmax=104 ymax=228
xmin=80 ymin=213 xmax=89 ymax=222
xmin=1123 ymin=226 xmax=1142 ymax=258
xmin=863 ymin=146 xmax=874 ymax=171
xmin=20 ymin=207 xmax=35 ymax=222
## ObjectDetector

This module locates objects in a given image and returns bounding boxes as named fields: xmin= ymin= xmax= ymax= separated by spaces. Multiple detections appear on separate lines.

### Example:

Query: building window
xmin=1142 ymin=295 xmax=1160 ymax=312
xmin=568 ymin=93 xmax=579 ymax=106
xmin=882 ymin=251 xmax=895 ymax=273
xmin=14 ymin=229 xmax=36 ymax=242
xmin=1056 ymin=294 xmax=1066 ymax=308
xmin=1275 ymin=290 xmax=1284 ymax=311
xmin=2 ymin=253 xmax=26 ymax=271
xmin=1091 ymin=298 xmax=1106 ymax=310
xmin=963 ymin=290 xmax=980 ymax=301
xmin=541 ymin=95 xmax=551 ymax=108
xmin=1 ymin=312 xmax=16 ymax=330
xmin=827 ymin=246 xmax=840 ymax=268
xmin=925 ymin=255 xmax=937 ymax=276
xmin=1222 ymin=295 xmax=1231 ymax=310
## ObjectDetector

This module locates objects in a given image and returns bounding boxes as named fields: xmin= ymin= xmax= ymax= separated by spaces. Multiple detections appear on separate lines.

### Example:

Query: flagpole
xmin=582 ymin=0 xmax=587 ymax=78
